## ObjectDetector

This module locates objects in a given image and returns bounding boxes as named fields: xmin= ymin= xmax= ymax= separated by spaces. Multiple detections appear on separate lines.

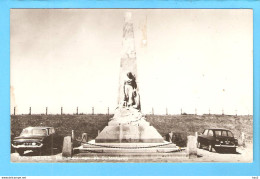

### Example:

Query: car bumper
xmin=12 ymin=144 xmax=43 ymax=149
xmin=215 ymin=144 xmax=237 ymax=148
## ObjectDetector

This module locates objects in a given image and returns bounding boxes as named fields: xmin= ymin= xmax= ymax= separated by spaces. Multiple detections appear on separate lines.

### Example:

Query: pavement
xmin=11 ymin=144 xmax=253 ymax=163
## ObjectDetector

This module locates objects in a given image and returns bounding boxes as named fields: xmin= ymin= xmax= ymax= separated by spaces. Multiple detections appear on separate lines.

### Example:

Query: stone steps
xmin=73 ymin=151 xmax=188 ymax=159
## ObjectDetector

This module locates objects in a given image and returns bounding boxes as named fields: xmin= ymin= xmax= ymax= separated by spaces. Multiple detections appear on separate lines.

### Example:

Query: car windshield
xmin=20 ymin=128 xmax=47 ymax=136
xmin=215 ymin=130 xmax=233 ymax=137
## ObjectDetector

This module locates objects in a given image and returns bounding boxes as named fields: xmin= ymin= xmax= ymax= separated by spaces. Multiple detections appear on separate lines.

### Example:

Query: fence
xmin=11 ymin=106 xmax=252 ymax=116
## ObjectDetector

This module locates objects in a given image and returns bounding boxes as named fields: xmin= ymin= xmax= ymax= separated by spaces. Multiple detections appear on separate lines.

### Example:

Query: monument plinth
xmin=78 ymin=12 xmax=182 ymax=157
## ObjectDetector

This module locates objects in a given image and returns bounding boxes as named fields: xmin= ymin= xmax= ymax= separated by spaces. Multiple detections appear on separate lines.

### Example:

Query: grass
xmin=11 ymin=114 xmax=252 ymax=147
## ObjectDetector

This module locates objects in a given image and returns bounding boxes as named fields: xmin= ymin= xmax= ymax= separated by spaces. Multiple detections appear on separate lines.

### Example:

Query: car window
xmin=203 ymin=130 xmax=208 ymax=135
xmin=227 ymin=131 xmax=233 ymax=137
xmin=33 ymin=129 xmax=47 ymax=136
xmin=208 ymin=130 xmax=214 ymax=136
xmin=215 ymin=130 xmax=222 ymax=136
xmin=222 ymin=130 xmax=228 ymax=136
xmin=20 ymin=128 xmax=47 ymax=136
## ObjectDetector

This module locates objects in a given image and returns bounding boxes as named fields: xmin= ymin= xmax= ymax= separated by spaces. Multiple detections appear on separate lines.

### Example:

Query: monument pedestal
xmin=77 ymin=107 xmax=183 ymax=158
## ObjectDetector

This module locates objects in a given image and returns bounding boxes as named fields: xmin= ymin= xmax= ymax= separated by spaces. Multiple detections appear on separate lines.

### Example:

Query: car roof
xmin=207 ymin=128 xmax=231 ymax=131
xmin=24 ymin=126 xmax=53 ymax=129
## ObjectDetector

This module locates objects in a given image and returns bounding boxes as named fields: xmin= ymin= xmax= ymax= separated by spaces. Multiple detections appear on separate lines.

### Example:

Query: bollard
xmin=195 ymin=132 xmax=198 ymax=143
xmin=81 ymin=133 xmax=88 ymax=143
xmin=71 ymin=130 xmax=75 ymax=140
xmin=187 ymin=136 xmax=197 ymax=159
xmin=241 ymin=132 xmax=246 ymax=147
xmin=169 ymin=132 xmax=173 ymax=143
xmin=62 ymin=136 xmax=73 ymax=157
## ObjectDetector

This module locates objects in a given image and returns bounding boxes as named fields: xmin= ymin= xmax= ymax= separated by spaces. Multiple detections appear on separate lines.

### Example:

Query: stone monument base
xmin=76 ymin=107 xmax=186 ymax=159
xmin=75 ymin=139 xmax=187 ymax=161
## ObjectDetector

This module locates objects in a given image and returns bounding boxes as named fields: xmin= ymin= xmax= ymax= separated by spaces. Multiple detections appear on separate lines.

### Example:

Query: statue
xmin=123 ymin=72 xmax=141 ymax=110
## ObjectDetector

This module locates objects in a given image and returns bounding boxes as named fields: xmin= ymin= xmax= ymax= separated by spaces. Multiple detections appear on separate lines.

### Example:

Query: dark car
xmin=12 ymin=126 xmax=64 ymax=155
xmin=197 ymin=128 xmax=238 ymax=153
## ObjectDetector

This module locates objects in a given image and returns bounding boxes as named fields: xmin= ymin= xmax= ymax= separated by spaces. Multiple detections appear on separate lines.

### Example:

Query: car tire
xmin=197 ymin=142 xmax=202 ymax=149
xmin=208 ymin=144 xmax=213 ymax=152
xmin=15 ymin=149 xmax=24 ymax=156
xmin=38 ymin=149 xmax=42 ymax=156
xmin=231 ymin=148 xmax=236 ymax=153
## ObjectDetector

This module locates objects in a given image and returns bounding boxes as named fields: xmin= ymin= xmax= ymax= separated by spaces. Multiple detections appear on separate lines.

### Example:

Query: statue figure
xmin=123 ymin=72 xmax=141 ymax=110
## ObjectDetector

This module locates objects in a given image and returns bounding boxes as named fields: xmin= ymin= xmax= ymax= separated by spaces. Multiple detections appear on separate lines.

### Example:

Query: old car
xmin=12 ymin=126 xmax=64 ymax=155
xmin=197 ymin=128 xmax=238 ymax=153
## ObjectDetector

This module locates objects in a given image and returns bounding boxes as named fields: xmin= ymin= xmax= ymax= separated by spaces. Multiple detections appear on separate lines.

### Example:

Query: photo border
xmin=0 ymin=0 xmax=259 ymax=176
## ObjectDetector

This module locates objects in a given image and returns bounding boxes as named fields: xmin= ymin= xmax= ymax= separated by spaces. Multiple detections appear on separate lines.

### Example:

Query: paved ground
xmin=11 ymin=144 xmax=253 ymax=163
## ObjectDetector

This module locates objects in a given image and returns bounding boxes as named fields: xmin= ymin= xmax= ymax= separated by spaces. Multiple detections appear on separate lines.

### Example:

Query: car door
xmin=51 ymin=128 xmax=60 ymax=149
xmin=207 ymin=130 xmax=215 ymax=146
xmin=200 ymin=129 xmax=208 ymax=146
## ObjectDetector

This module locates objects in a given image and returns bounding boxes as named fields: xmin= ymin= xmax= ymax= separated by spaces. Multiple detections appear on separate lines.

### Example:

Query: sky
xmin=10 ymin=9 xmax=253 ymax=115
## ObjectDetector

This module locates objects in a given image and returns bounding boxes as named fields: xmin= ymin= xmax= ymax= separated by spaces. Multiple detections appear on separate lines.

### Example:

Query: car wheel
xmin=38 ymin=149 xmax=42 ymax=156
xmin=49 ymin=147 xmax=54 ymax=155
xmin=197 ymin=142 xmax=202 ymax=149
xmin=231 ymin=148 xmax=236 ymax=153
xmin=15 ymin=149 xmax=24 ymax=156
xmin=208 ymin=144 xmax=213 ymax=152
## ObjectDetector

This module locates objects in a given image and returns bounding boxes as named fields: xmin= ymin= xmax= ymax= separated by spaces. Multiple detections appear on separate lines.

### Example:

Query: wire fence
xmin=10 ymin=106 xmax=252 ymax=116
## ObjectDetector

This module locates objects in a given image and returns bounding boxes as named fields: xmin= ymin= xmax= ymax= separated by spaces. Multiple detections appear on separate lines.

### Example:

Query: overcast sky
xmin=10 ymin=9 xmax=253 ymax=115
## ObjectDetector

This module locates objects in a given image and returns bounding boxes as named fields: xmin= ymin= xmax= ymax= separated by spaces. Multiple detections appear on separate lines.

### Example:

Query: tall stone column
xmin=117 ymin=12 xmax=139 ymax=107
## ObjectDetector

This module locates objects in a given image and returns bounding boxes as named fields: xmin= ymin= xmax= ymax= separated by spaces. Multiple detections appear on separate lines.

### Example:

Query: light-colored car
xmin=12 ymin=126 xmax=63 ymax=155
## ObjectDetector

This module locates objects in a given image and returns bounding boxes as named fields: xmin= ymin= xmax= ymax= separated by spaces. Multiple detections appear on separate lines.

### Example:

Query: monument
xmin=78 ymin=12 xmax=180 ymax=157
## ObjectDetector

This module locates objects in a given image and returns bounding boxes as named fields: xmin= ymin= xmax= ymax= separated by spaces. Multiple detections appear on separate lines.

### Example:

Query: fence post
xmin=235 ymin=109 xmax=237 ymax=116
xmin=152 ymin=107 xmax=154 ymax=115
xmin=14 ymin=107 xmax=16 ymax=115
xmin=222 ymin=108 xmax=224 ymax=115
xmin=107 ymin=107 xmax=109 ymax=115
xmin=181 ymin=108 xmax=182 ymax=115
xmin=61 ymin=107 xmax=63 ymax=115
xmin=195 ymin=108 xmax=197 ymax=115
xmin=76 ymin=107 xmax=78 ymax=115
xmin=92 ymin=107 xmax=94 ymax=115
xmin=166 ymin=107 xmax=168 ymax=115
xmin=98 ymin=130 xmax=100 ymax=135
xmin=46 ymin=107 xmax=48 ymax=115
xmin=29 ymin=107 xmax=31 ymax=115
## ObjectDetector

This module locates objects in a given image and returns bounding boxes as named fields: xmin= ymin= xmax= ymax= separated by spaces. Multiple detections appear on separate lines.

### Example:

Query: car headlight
xmin=32 ymin=142 xmax=36 ymax=146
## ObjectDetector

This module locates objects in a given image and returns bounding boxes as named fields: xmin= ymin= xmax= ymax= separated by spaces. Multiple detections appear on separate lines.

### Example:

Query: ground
xmin=11 ymin=143 xmax=253 ymax=163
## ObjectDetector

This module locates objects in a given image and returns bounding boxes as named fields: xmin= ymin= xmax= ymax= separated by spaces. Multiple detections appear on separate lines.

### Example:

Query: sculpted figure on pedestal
xmin=123 ymin=72 xmax=140 ymax=110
